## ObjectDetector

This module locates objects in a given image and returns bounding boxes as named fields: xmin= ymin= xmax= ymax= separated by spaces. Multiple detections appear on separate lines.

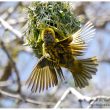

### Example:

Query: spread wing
xmin=57 ymin=36 xmax=73 ymax=45
xmin=72 ymin=21 xmax=96 ymax=44
xmin=71 ymin=21 xmax=96 ymax=55
xmin=26 ymin=55 xmax=64 ymax=92
xmin=57 ymin=21 xmax=95 ymax=56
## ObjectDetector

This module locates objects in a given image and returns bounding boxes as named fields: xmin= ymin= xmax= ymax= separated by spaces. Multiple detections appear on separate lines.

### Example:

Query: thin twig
xmin=0 ymin=89 xmax=55 ymax=106
xmin=6 ymin=18 xmax=26 ymax=26
xmin=54 ymin=87 xmax=110 ymax=108
xmin=54 ymin=87 xmax=91 ymax=108
xmin=78 ymin=99 xmax=83 ymax=108
xmin=0 ymin=40 xmax=21 ymax=93
xmin=2 ymin=2 xmax=22 ymax=20
xmin=87 ymin=96 xmax=110 ymax=108
xmin=0 ymin=17 xmax=23 ymax=38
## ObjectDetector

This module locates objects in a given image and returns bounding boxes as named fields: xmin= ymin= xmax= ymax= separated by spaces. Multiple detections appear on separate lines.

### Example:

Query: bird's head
xmin=41 ymin=28 xmax=56 ymax=44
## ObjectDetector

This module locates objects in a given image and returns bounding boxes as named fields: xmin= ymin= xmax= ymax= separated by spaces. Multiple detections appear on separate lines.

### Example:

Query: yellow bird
xmin=26 ymin=21 xmax=98 ymax=92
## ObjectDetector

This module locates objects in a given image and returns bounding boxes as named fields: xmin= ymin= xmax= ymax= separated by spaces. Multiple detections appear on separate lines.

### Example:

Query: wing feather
xmin=72 ymin=21 xmax=95 ymax=44
xmin=26 ymin=55 xmax=62 ymax=92
xmin=55 ymin=21 xmax=95 ymax=56
xmin=70 ymin=21 xmax=95 ymax=56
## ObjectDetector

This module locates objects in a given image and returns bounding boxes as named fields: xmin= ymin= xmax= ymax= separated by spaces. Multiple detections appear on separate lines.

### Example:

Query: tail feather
xmin=72 ymin=57 xmax=98 ymax=88
xmin=74 ymin=73 xmax=89 ymax=88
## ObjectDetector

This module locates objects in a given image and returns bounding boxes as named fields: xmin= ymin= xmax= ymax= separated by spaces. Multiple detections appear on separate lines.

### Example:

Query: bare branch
xmin=0 ymin=80 xmax=13 ymax=87
xmin=0 ymin=89 xmax=55 ymax=106
xmin=6 ymin=18 xmax=26 ymax=26
xmin=54 ymin=87 xmax=110 ymax=108
xmin=87 ymin=96 xmax=110 ymax=108
xmin=0 ymin=40 xmax=21 ymax=93
xmin=54 ymin=87 xmax=91 ymax=108
xmin=0 ymin=17 xmax=23 ymax=38
xmin=1 ymin=2 xmax=22 ymax=20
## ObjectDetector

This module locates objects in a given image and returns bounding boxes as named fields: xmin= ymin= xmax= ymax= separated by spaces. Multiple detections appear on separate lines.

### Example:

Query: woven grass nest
xmin=26 ymin=2 xmax=81 ymax=58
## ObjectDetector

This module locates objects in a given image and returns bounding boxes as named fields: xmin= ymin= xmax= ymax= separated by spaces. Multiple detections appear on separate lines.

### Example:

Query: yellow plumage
xmin=26 ymin=21 xmax=98 ymax=92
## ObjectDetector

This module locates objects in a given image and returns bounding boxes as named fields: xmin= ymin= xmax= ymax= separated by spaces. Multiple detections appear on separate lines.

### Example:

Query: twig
xmin=0 ymin=80 xmax=13 ymax=87
xmin=54 ymin=87 xmax=110 ymax=108
xmin=2 ymin=2 xmax=22 ymax=20
xmin=54 ymin=87 xmax=71 ymax=108
xmin=0 ymin=40 xmax=21 ymax=93
xmin=0 ymin=17 xmax=23 ymax=38
xmin=87 ymin=96 xmax=110 ymax=108
xmin=6 ymin=18 xmax=26 ymax=26
xmin=78 ymin=99 xmax=83 ymax=108
xmin=54 ymin=87 xmax=91 ymax=108
xmin=0 ymin=89 xmax=55 ymax=106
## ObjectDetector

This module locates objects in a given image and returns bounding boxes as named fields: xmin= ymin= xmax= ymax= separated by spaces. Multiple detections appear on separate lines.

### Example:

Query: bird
xmin=26 ymin=21 xmax=98 ymax=92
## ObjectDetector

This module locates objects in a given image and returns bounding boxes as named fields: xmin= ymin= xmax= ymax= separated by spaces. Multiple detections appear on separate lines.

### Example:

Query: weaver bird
xmin=26 ymin=21 xmax=98 ymax=92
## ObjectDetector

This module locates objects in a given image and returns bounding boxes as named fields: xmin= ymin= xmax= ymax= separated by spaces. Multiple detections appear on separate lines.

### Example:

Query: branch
xmin=1 ymin=2 xmax=22 ymax=20
xmin=87 ymin=96 xmax=110 ymax=108
xmin=0 ymin=89 xmax=55 ymax=106
xmin=0 ymin=40 xmax=21 ymax=93
xmin=54 ymin=87 xmax=110 ymax=108
xmin=0 ymin=17 xmax=23 ymax=39
xmin=6 ymin=18 xmax=26 ymax=26
xmin=54 ymin=87 xmax=91 ymax=108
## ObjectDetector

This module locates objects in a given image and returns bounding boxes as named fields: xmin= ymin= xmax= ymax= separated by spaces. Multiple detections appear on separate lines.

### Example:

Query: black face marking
xmin=44 ymin=31 xmax=55 ymax=43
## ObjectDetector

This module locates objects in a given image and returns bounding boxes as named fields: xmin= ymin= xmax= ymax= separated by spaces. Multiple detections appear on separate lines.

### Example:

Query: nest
xmin=26 ymin=2 xmax=81 ymax=58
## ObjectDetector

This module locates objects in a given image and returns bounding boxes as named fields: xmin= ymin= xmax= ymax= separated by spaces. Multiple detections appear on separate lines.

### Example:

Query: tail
xmin=71 ymin=57 xmax=98 ymax=88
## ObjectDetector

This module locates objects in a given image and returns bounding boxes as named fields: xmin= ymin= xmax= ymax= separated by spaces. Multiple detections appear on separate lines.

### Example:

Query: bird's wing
xmin=56 ymin=21 xmax=95 ymax=56
xmin=56 ymin=36 xmax=86 ymax=56
xmin=26 ymin=55 xmax=64 ymax=92
xmin=70 ymin=21 xmax=96 ymax=55
xmin=72 ymin=21 xmax=95 ymax=44
xmin=56 ymin=36 xmax=73 ymax=45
